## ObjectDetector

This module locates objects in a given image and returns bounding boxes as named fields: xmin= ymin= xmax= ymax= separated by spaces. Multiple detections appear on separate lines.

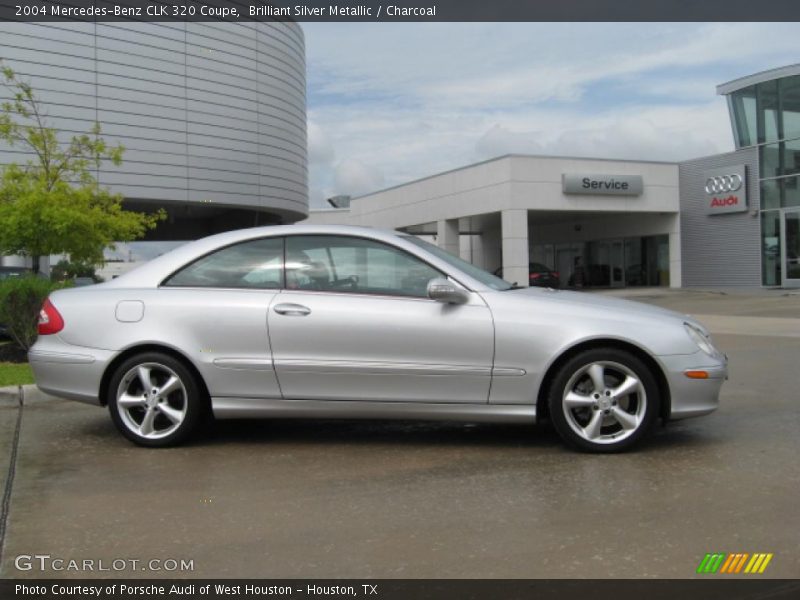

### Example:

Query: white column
xmin=0 ymin=255 xmax=30 ymax=268
xmin=501 ymin=209 xmax=529 ymax=287
xmin=39 ymin=256 xmax=51 ymax=277
xmin=436 ymin=219 xmax=459 ymax=257
xmin=668 ymin=213 xmax=682 ymax=288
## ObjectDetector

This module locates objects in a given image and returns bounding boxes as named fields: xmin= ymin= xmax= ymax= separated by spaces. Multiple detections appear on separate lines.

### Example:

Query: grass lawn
xmin=0 ymin=362 xmax=34 ymax=387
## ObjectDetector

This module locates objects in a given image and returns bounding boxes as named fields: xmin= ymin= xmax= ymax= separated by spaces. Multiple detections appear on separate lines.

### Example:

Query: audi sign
xmin=705 ymin=174 xmax=742 ymax=194
xmin=704 ymin=165 xmax=747 ymax=215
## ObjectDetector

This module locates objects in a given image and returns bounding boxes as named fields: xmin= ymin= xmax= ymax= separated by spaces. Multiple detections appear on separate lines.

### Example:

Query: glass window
xmin=403 ymin=235 xmax=513 ymax=290
xmin=760 ymin=178 xmax=782 ymax=211
xmin=642 ymin=235 xmax=670 ymax=287
xmin=761 ymin=211 xmax=781 ymax=286
xmin=624 ymin=239 xmax=644 ymax=287
xmin=785 ymin=176 xmax=800 ymax=209
xmin=786 ymin=210 xmax=800 ymax=280
xmin=757 ymin=80 xmax=780 ymax=144
xmin=285 ymin=235 xmax=443 ymax=297
xmin=762 ymin=176 xmax=800 ymax=210
xmin=730 ymin=86 xmax=757 ymax=147
xmin=784 ymin=138 xmax=800 ymax=177
xmin=164 ymin=237 xmax=284 ymax=289
xmin=760 ymin=142 xmax=782 ymax=179
xmin=780 ymin=75 xmax=800 ymax=141
xmin=584 ymin=241 xmax=611 ymax=287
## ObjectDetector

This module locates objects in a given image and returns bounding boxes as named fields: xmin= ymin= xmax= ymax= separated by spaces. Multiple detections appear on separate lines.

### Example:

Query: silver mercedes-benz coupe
xmin=30 ymin=225 xmax=727 ymax=452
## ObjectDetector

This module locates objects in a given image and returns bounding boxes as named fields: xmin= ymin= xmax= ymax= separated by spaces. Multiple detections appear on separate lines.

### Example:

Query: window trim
xmin=160 ymin=236 xmax=286 ymax=290
xmin=284 ymin=233 xmax=449 ymax=299
xmin=158 ymin=233 xmax=466 ymax=297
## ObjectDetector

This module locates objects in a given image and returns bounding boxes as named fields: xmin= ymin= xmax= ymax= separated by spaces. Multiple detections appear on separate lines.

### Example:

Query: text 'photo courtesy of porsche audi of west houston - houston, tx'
xmin=29 ymin=225 xmax=727 ymax=452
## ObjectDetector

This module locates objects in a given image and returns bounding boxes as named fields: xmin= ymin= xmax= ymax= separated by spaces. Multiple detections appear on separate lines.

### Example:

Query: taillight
xmin=530 ymin=273 xmax=541 ymax=279
xmin=553 ymin=272 xmax=560 ymax=278
xmin=38 ymin=298 xmax=64 ymax=335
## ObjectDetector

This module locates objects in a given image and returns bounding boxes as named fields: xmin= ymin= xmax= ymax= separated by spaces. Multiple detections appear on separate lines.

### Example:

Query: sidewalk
xmin=588 ymin=286 xmax=800 ymax=320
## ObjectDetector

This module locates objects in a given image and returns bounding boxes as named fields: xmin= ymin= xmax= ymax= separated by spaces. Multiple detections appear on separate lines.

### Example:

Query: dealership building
xmin=307 ymin=64 xmax=800 ymax=289
xmin=0 ymin=22 xmax=796 ymax=291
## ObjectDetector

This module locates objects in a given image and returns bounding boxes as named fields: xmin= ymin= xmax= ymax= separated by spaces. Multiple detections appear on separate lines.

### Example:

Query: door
xmin=610 ymin=240 xmax=624 ymax=287
xmin=782 ymin=209 xmax=800 ymax=287
xmin=268 ymin=235 xmax=495 ymax=403
xmin=557 ymin=244 xmax=581 ymax=287
xmin=160 ymin=236 xmax=285 ymax=398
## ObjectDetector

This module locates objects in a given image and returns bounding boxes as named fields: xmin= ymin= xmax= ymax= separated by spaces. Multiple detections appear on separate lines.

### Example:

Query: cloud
xmin=307 ymin=120 xmax=335 ymax=166
xmin=476 ymin=124 xmax=544 ymax=158
xmin=332 ymin=159 xmax=385 ymax=197
xmin=304 ymin=23 xmax=799 ymax=206
xmin=475 ymin=100 xmax=732 ymax=162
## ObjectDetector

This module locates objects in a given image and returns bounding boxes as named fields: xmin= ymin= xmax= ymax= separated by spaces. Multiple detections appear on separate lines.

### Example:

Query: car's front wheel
xmin=548 ymin=348 xmax=660 ymax=453
xmin=108 ymin=352 xmax=205 ymax=447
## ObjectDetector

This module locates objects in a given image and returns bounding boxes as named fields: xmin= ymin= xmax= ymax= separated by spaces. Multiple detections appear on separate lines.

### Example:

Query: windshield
xmin=402 ymin=236 xmax=514 ymax=291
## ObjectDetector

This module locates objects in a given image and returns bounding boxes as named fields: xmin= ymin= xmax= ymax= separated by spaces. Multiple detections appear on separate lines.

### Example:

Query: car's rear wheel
xmin=548 ymin=348 xmax=659 ymax=453
xmin=108 ymin=352 xmax=204 ymax=447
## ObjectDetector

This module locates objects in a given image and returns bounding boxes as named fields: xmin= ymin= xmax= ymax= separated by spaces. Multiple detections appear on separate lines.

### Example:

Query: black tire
xmin=548 ymin=348 xmax=660 ymax=453
xmin=107 ymin=352 xmax=206 ymax=447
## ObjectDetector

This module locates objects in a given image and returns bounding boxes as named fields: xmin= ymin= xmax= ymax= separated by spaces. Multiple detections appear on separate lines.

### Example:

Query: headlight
xmin=684 ymin=322 xmax=719 ymax=357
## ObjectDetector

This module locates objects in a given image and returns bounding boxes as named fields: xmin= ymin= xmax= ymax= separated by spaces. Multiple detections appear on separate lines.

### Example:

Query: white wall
xmin=304 ymin=155 xmax=680 ymax=231
xmin=302 ymin=155 xmax=682 ymax=286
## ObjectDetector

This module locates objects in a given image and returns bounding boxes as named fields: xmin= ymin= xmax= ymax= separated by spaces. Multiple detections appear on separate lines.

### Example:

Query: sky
xmin=110 ymin=21 xmax=798 ymax=262
xmin=303 ymin=22 xmax=799 ymax=208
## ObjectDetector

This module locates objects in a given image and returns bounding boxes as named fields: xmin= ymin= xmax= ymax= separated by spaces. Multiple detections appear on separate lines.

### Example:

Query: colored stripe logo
xmin=697 ymin=553 xmax=773 ymax=574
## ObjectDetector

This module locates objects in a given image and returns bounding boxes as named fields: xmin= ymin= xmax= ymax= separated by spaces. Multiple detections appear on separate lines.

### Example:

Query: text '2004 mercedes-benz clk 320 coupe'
xmin=30 ymin=225 xmax=727 ymax=452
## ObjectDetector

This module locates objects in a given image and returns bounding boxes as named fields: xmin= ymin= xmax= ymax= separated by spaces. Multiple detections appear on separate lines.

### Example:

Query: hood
xmin=511 ymin=287 xmax=690 ymax=322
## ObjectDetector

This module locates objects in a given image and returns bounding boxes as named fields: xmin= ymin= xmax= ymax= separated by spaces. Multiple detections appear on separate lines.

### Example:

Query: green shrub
xmin=0 ymin=275 xmax=68 ymax=351
xmin=50 ymin=258 xmax=99 ymax=283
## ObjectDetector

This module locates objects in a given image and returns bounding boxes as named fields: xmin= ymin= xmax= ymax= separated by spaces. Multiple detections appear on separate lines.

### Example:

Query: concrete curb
xmin=20 ymin=385 xmax=56 ymax=405
xmin=0 ymin=385 xmax=22 ymax=406
xmin=0 ymin=385 xmax=56 ymax=406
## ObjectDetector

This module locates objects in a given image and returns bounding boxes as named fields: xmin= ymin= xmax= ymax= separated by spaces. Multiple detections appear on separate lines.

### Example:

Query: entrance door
xmin=556 ymin=244 xmax=582 ymax=287
xmin=610 ymin=240 xmax=624 ymax=287
xmin=782 ymin=209 xmax=800 ymax=287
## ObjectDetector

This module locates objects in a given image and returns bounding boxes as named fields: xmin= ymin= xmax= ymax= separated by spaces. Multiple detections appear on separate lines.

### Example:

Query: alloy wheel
xmin=115 ymin=362 xmax=188 ymax=440
xmin=561 ymin=360 xmax=647 ymax=445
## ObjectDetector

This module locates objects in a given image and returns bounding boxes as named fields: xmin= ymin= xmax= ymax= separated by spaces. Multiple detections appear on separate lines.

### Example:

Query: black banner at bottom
xmin=3 ymin=579 xmax=800 ymax=600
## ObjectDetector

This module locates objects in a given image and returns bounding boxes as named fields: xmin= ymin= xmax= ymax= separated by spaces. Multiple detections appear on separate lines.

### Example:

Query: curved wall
xmin=0 ymin=21 xmax=308 ymax=228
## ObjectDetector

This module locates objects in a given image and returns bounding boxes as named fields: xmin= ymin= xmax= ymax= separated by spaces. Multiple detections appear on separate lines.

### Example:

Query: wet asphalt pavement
xmin=0 ymin=290 xmax=798 ymax=579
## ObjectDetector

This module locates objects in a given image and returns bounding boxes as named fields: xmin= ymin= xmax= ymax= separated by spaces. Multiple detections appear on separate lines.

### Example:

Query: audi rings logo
xmin=704 ymin=166 xmax=747 ymax=214
xmin=705 ymin=174 xmax=743 ymax=195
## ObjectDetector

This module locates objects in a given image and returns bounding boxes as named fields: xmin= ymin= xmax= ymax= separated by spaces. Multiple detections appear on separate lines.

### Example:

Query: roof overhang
xmin=717 ymin=63 xmax=800 ymax=96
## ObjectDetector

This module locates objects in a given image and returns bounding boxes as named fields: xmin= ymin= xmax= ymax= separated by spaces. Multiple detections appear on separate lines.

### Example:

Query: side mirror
xmin=427 ymin=278 xmax=469 ymax=304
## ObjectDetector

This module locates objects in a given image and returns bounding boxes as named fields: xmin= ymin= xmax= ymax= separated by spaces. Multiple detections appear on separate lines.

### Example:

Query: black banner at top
xmin=0 ymin=0 xmax=799 ymax=22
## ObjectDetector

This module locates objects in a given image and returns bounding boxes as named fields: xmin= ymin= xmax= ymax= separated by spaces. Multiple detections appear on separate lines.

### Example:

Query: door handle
xmin=273 ymin=303 xmax=311 ymax=316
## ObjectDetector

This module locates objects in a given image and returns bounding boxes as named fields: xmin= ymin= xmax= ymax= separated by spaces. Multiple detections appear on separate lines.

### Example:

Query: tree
xmin=0 ymin=60 xmax=164 ymax=272
xmin=50 ymin=258 xmax=99 ymax=282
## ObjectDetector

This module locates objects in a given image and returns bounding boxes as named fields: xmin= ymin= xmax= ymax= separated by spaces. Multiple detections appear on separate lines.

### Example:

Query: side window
xmin=164 ymin=237 xmax=284 ymax=289
xmin=285 ymin=235 xmax=442 ymax=297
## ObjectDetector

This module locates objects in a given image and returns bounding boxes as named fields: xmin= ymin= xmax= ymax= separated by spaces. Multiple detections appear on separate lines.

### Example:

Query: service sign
xmin=562 ymin=174 xmax=643 ymax=196
xmin=704 ymin=165 xmax=747 ymax=215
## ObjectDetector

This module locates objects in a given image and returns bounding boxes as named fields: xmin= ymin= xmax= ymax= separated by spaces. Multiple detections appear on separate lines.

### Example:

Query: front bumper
xmin=659 ymin=351 xmax=728 ymax=420
xmin=29 ymin=336 xmax=115 ymax=406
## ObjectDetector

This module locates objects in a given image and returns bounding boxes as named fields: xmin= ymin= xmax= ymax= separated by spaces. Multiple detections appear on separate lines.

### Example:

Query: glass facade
xmin=728 ymin=72 xmax=800 ymax=285
xmin=531 ymin=235 xmax=668 ymax=288
xmin=761 ymin=211 xmax=781 ymax=286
